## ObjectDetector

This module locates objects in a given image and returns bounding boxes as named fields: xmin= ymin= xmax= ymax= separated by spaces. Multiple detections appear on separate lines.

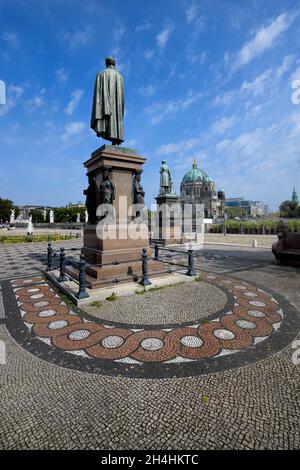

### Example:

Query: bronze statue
xmin=133 ymin=173 xmax=145 ymax=205
xmin=91 ymin=56 xmax=124 ymax=145
xmin=99 ymin=169 xmax=115 ymax=205
xmin=83 ymin=175 xmax=97 ymax=224
xmin=159 ymin=160 xmax=175 ymax=195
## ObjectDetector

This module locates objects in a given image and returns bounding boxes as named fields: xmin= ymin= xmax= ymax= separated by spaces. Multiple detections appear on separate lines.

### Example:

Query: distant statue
xmin=43 ymin=209 xmax=47 ymax=221
xmin=49 ymin=210 xmax=54 ymax=224
xmin=27 ymin=215 xmax=33 ymax=235
xmin=84 ymin=175 xmax=97 ymax=224
xmin=99 ymin=169 xmax=115 ymax=205
xmin=85 ymin=210 xmax=88 ymax=223
xmin=76 ymin=213 xmax=80 ymax=223
xmin=159 ymin=160 xmax=175 ymax=195
xmin=133 ymin=173 xmax=145 ymax=205
xmin=91 ymin=56 xmax=124 ymax=145
xmin=10 ymin=209 xmax=15 ymax=224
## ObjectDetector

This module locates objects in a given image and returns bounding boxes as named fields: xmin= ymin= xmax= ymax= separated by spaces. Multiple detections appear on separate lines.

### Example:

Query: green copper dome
xmin=182 ymin=160 xmax=212 ymax=184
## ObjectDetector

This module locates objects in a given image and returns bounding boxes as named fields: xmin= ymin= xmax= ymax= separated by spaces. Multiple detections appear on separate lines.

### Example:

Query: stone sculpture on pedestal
xmin=10 ymin=209 xmax=15 ymax=224
xmin=84 ymin=175 xmax=97 ymax=224
xmin=99 ymin=169 xmax=115 ymax=205
xmin=133 ymin=172 xmax=145 ymax=205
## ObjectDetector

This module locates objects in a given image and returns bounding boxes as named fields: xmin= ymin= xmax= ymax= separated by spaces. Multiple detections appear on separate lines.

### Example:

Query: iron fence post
xmin=46 ymin=242 xmax=53 ymax=271
xmin=186 ymin=248 xmax=196 ymax=276
xmin=154 ymin=243 xmax=159 ymax=260
xmin=76 ymin=252 xmax=89 ymax=299
xmin=139 ymin=248 xmax=152 ymax=286
xmin=58 ymin=247 xmax=67 ymax=282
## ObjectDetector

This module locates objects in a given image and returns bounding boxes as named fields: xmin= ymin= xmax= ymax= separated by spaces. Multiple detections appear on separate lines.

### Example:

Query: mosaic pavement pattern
xmin=3 ymin=271 xmax=299 ymax=378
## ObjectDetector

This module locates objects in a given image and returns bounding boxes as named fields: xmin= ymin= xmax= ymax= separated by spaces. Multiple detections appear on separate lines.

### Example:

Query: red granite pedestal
xmin=66 ymin=145 xmax=164 ymax=289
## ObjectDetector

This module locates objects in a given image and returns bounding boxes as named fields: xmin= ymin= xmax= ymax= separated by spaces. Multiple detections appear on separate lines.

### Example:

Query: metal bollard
xmin=139 ymin=248 xmax=152 ymax=286
xmin=46 ymin=243 xmax=53 ymax=271
xmin=58 ymin=247 xmax=67 ymax=282
xmin=154 ymin=243 xmax=159 ymax=261
xmin=76 ymin=253 xmax=89 ymax=299
xmin=186 ymin=248 xmax=196 ymax=276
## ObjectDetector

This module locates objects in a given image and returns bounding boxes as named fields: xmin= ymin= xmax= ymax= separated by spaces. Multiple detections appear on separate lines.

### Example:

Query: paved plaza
xmin=0 ymin=240 xmax=299 ymax=449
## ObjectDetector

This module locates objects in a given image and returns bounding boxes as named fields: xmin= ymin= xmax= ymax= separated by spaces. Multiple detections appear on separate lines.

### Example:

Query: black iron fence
xmin=45 ymin=242 xmax=197 ymax=298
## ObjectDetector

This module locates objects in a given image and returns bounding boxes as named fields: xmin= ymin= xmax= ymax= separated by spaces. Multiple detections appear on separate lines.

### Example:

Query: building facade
xmin=225 ymin=197 xmax=269 ymax=217
xmin=180 ymin=160 xmax=225 ymax=219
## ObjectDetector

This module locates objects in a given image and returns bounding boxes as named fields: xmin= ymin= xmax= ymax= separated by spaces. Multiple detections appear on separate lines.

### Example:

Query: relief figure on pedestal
xmin=84 ymin=175 xmax=97 ymax=224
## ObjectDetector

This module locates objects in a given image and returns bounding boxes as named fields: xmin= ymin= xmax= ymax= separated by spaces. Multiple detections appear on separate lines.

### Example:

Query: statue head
xmin=103 ymin=169 xmax=109 ymax=180
xmin=105 ymin=56 xmax=115 ymax=67
xmin=135 ymin=173 xmax=141 ymax=182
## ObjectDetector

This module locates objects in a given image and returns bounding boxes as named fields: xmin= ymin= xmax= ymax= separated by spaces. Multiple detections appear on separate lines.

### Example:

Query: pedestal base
xmin=65 ymin=258 xmax=166 ymax=289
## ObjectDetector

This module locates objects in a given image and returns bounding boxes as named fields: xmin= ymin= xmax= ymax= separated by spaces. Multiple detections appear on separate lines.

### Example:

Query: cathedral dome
xmin=182 ymin=160 xmax=211 ymax=184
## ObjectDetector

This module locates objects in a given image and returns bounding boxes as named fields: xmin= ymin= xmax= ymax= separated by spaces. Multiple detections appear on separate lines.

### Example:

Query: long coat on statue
xmin=91 ymin=66 xmax=124 ymax=145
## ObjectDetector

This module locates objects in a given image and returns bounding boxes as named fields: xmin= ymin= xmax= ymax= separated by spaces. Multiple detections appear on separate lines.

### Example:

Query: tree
xmin=53 ymin=206 xmax=86 ymax=223
xmin=279 ymin=200 xmax=298 ymax=218
xmin=225 ymin=207 xmax=246 ymax=219
xmin=29 ymin=209 xmax=44 ymax=223
xmin=0 ymin=198 xmax=19 ymax=223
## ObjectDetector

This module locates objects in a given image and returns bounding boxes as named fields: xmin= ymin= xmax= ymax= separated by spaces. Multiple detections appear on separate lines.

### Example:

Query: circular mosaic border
xmin=2 ymin=273 xmax=300 ymax=379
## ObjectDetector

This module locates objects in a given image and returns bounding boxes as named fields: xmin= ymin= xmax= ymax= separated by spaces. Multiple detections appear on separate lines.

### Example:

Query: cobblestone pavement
xmin=0 ymin=239 xmax=82 ymax=280
xmin=0 ymin=241 xmax=299 ymax=449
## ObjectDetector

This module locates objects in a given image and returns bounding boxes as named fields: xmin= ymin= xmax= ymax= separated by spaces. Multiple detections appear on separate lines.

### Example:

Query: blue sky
xmin=0 ymin=0 xmax=300 ymax=211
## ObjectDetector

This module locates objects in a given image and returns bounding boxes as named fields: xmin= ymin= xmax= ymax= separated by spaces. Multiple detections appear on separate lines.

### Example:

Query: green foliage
xmin=53 ymin=206 xmax=86 ymax=223
xmin=201 ymin=395 xmax=209 ymax=403
xmin=225 ymin=206 xmax=246 ymax=219
xmin=0 ymin=234 xmax=74 ymax=244
xmin=29 ymin=209 xmax=44 ymax=223
xmin=279 ymin=200 xmax=299 ymax=218
xmin=135 ymin=289 xmax=146 ymax=295
xmin=209 ymin=217 xmax=300 ymax=234
xmin=105 ymin=292 xmax=118 ymax=301
xmin=0 ymin=198 xmax=19 ymax=222
xmin=89 ymin=300 xmax=102 ymax=308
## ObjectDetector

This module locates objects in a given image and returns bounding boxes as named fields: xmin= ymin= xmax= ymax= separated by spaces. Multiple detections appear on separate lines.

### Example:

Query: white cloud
xmin=156 ymin=21 xmax=174 ymax=50
xmin=232 ymin=12 xmax=295 ymax=71
xmin=2 ymin=31 xmax=19 ymax=49
xmin=113 ymin=21 xmax=126 ymax=43
xmin=156 ymin=138 xmax=199 ymax=156
xmin=216 ymin=129 xmax=264 ymax=157
xmin=62 ymin=121 xmax=85 ymax=141
xmin=212 ymin=90 xmax=236 ymax=107
xmin=65 ymin=89 xmax=84 ymax=116
xmin=144 ymin=49 xmax=154 ymax=60
xmin=240 ymin=69 xmax=272 ymax=96
xmin=138 ymin=84 xmax=156 ymax=97
xmin=55 ymin=67 xmax=69 ymax=83
xmin=211 ymin=116 xmax=235 ymax=135
xmin=187 ymin=47 xmax=206 ymax=64
xmin=135 ymin=20 xmax=152 ymax=33
xmin=26 ymin=94 xmax=44 ymax=113
xmin=126 ymin=139 xmax=139 ymax=147
xmin=290 ymin=65 xmax=300 ymax=83
xmin=0 ymin=84 xmax=24 ymax=116
xmin=61 ymin=27 xmax=90 ymax=50
xmin=276 ymin=54 xmax=295 ymax=78
xmin=185 ymin=4 xmax=205 ymax=30
xmin=146 ymin=90 xmax=203 ymax=125
xmin=186 ymin=4 xmax=197 ymax=24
